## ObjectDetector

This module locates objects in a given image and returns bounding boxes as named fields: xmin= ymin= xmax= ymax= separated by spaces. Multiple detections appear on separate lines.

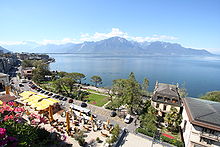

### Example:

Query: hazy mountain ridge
xmin=2 ymin=37 xmax=212 ymax=56
xmin=0 ymin=46 xmax=10 ymax=53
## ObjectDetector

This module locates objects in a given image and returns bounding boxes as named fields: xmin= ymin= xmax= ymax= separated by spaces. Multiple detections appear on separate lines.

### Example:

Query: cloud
xmin=0 ymin=41 xmax=27 ymax=45
xmin=80 ymin=28 xmax=129 ymax=42
xmin=79 ymin=28 xmax=177 ymax=42
xmin=0 ymin=28 xmax=178 ymax=46
xmin=39 ymin=38 xmax=77 ymax=45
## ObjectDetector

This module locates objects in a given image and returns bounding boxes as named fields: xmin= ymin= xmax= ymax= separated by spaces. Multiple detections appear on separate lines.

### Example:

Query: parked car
xmin=81 ymin=102 xmax=87 ymax=107
xmin=68 ymin=99 xmax=73 ymax=103
xmin=19 ymin=83 xmax=24 ymax=87
xmin=40 ymin=90 xmax=45 ymax=93
xmin=124 ymin=114 xmax=131 ymax=124
xmin=48 ymin=93 xmax=53 ymax=96
xmin=62 ymin=97 xmax=67 ymax=101
xmin=36 ymin=88 xmax=41 ymax=92
xmin=45 ymin=91 xmax=49 ymax=95
xmin=21 ymin=79 xmax=28 ymax=83
xmin=59 ymin=97 xmax=64 ymax=100
xmin=110 ymin=111 xmax=117 ymax=117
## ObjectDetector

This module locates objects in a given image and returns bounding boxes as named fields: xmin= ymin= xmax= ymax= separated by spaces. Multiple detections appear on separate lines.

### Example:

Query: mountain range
xmin=0 ymin=46 xmax=10 ymax=53
xmin=2 ymin=37 xmax=212 ymax=56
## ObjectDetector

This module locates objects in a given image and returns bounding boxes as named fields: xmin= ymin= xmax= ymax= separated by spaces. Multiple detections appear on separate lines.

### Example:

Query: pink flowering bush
xmin=0 ymin=128 xmax=6 ymax=138
xmin=0 ymin=101 xmax=68 ymax=146
xmin=0 ymin=128 xmax=18 ymax=147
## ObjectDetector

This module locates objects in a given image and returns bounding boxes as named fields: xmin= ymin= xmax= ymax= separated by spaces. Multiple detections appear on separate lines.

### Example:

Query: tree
xmin=53 ymin=77 xmax=76 ymax=96
xmin=164 ymin=107 xmax=182 ymax=132
xmin=66 ymin=72 xmax=86 ymax=83
xmin=32 ymin=62 xmax=50 ymax=83
xmin=178 ymin=83 xmax=188 ymax=98
xmin=21 ymin=60 xmax=35 ymax=68
xmin=139 ymin=106 xmax=157 ymax=133
xmin=57 ymin=71 xmax=68 ymax=78
xmin=90 ymin=75 xmax=102 ymax=87
xmin=111 ymin=73 xmax=142 ymax=114
xmin=142 ymin=78 xmax=149 ymax=91
xmin=200 ymin=91 xmax=220 ymax=102
xmin=74 ymin=131 xmax=85 ymax=146
xmin=129 ymin=72 xmax=136 ymax=82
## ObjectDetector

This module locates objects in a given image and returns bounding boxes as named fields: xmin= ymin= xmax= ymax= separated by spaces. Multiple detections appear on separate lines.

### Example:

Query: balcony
xmin=200 ymin=132 xmax=220 ymax=142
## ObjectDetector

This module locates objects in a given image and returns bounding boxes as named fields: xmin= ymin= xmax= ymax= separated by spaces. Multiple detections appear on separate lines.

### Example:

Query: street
xmin=11 ymin=76 xmax=138 ymax=133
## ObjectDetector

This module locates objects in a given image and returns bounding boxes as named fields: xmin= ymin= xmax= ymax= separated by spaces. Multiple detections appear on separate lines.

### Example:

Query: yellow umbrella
xmin=36 ymin=105 xmax=49 ymax=111
xmin=66 ymin=111 xmax=70 ymax=132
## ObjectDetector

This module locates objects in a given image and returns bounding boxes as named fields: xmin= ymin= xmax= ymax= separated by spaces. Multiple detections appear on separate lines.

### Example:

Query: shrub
xmin=161 ymin=136 xmax=184 ymax=147
xmin=136 ymin=127 xmax=154 ymax=137
xmin=96 ymin=137 xmax=101 ymax=143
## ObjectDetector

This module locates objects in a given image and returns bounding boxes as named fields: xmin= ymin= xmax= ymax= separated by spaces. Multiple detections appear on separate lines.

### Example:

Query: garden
xmin=0 ymin=101 xmax=70 ymax=146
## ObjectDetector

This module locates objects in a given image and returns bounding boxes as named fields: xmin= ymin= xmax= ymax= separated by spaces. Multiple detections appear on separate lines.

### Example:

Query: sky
xmin=0 ymin=0 xmax=220 ymax=53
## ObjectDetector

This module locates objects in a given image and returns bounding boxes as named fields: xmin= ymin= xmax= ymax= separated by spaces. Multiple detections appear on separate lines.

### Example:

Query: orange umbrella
xmin=49 ymin=105 xmax=54 ymax=122
xmin=66 ymin=111 xmax=70 ymax=132
xmin=90 ymin=115 xmax=93 ymax=122
xmin=107 ymin=119 xmax=110 ymax=125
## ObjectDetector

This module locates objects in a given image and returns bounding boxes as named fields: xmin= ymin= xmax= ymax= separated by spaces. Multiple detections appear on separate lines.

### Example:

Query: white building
xmin=151 ymin=82 xmax=182 ymax=117
xmin=0 ymin=73 xmax=9 ymax=88
xmin=181 ymin=97 xmax=220 ymax=147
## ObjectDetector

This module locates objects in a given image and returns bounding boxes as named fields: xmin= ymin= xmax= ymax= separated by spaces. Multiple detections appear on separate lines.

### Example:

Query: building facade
xmin=151 ymin=82 xmax=182 ymax=116
xmin=181 ymin=97 xmax=220 ymax=147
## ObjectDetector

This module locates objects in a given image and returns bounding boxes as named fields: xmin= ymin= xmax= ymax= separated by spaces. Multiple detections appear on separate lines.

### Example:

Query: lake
xmin=49 ymin=54 xmax=220 ymax=97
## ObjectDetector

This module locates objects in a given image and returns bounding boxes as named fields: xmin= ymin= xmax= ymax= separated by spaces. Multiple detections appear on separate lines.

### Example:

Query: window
xmin=163 ymin=105 xmax=167 ymax=111
xmin=183 ymin=120 xmax=187 ymax=132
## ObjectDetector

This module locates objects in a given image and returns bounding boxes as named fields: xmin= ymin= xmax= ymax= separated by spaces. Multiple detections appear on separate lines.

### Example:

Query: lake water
xmin=49 ymin=54 xmax=220 ymax=97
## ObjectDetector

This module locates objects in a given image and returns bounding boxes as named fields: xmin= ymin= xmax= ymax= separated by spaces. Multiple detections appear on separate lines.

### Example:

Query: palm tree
xmin=164 ymin=107 xmax=182 ymax=132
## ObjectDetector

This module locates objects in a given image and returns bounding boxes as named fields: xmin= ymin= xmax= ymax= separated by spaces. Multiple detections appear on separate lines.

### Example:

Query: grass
xmin=86 ymin=89 xmax=105 ymax=94
xmin=161 ymin=127 xmax=181 ymax=140
xmin=86 ymin=93 xmax=109 ymax=107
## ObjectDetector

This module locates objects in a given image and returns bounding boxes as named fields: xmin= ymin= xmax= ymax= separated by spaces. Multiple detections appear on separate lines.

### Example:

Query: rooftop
xmin=183 ymin=97 xmax=220 ymax=131
xmin=152 ymin=82 xmax=181 ymax=106
xmin=0 ymin=73 xmax=9 ymax=78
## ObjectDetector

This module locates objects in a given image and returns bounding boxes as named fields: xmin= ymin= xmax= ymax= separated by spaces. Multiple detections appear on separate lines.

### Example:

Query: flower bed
xmin=0 ymin=101 xmax=65 ymax=146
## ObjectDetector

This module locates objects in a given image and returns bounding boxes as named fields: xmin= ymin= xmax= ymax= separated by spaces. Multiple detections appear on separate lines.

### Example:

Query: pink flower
xmin=0 ymin=108 xmax=5 ymax=114
xmin=15 ymin=113 xmax=21 ymax=117
xmin=4 ymin=115 xmax=14 ymax=121
xmin=7 ymin=136 xmax=17 ymax=142
xmin=39 ymin=116 xmax=48 ymax=124
xmin=31 ymin=120 xmax=37 ymax=125
xmin=7 ymin=101 xmax=15 ymax=106
xmin=0 ymin=140 xmax=7 ymax=146
xmin=4 ymin=105 xmax=13 ymax=112
xmin=60 ymin=135 xmax=67 ymax=141
xmin=13 ymin=107 xmax=25 ymax=113
xmin=0 ymin=128 xmax=6 ymax=138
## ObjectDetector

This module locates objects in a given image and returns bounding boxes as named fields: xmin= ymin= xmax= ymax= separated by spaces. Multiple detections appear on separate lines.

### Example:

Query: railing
xmin=201 ymin=132 xmax=220 ymax=141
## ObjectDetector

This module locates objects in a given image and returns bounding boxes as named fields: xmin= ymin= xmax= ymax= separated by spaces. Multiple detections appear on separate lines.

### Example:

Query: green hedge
xmin=136 ymin=128 xmax=154 ymax=137
xmin=161 ymin=136 xmax=184 ymax=147
xmin=136 ymin=128 xmax=184 ymax=147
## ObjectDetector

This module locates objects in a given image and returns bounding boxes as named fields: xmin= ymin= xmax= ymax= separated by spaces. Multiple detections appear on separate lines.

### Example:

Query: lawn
xmin=86 ymin=89 xmax=106 ymax=94
xmin=86 ymin=93 xmax=109 ymax=107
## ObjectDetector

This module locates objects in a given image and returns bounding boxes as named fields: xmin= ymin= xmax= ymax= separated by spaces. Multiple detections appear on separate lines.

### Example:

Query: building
xmin=181 ymin=97 xmax=220 ymax=147
xmin=21 ymin=67 xmax=35 ymax=79
xmin=151 ymin=82 xmax=182 ymax=116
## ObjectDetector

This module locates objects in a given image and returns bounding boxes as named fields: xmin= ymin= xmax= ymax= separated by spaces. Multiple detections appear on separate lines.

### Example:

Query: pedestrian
xmin=134 ymin=119 xmax=137 ymax=126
